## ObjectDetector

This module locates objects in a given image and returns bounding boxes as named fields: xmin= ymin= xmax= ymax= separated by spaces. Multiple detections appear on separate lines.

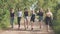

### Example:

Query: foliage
xmin=0 ymin=0 xmax=60 ymax=34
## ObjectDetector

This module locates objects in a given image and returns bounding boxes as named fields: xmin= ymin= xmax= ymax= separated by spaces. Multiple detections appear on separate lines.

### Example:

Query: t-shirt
xmin=31 ymin=14 xmax=35 ymax=18
xmin=17 ymin=11 xmax=22 ymax=17
xmin=24 ymin=11 xmax=28 ymax=17
xmin=31 ymin=11 xmax=35 ymax=18
xmin=38 ymin=11 xmax=43 ymax=16
xmin=10 ymin=12 xmax=14 ymax=17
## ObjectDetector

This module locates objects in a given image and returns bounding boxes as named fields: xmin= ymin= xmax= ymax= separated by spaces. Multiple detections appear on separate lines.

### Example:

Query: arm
xmin=21 ymin=11 xmax=23 ymax=17
xmin=51 ymin=14 xmax=53 ymax=20
xmin=51 ymin=13 xmax=53 ymax=20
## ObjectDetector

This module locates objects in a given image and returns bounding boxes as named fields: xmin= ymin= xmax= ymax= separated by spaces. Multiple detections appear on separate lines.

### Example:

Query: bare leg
xmin=46 ymin=25 xmax=49 ymax=32
xmin=24 ymin=19 xmax=26 ymax=30
xmin=39 ymin=20 xmax=42 ymax=29
xmin=31 ymin=21 xmax=33 ymax=30
xmin=39 ymin=22 xmax=41 ymax=29
xmin=26 ymin=19 xmax=28 ymax=29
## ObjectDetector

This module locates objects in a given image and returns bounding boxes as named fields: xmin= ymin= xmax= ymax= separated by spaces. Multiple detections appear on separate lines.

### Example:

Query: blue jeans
xmin=39 ymin=16 xmax=43 ymax=21
xmin=10 ymin=17 xmax=14 ymax=28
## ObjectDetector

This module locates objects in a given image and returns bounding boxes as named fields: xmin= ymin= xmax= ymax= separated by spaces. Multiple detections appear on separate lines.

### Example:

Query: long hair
xmin=39 ymin=8 xmax=43 ymax=12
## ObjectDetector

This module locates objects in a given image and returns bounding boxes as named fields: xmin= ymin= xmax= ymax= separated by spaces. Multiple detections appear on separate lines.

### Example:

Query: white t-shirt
xmin=17 ymin=11 xmax=22 ymax=17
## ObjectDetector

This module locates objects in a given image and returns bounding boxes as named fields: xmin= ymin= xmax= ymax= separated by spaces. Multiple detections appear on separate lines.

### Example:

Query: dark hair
xmin=45 ymin=8 xmax=49 ymax=13
xmin=10 ymin=8 xmax=13 ymax=11
xmin=18 ymin=8 xmax=21 ymax=11
xmin=47 ymin=8 xmax=50 ymax=12
xmin=39 ymin=8 xmax=43 ymax=12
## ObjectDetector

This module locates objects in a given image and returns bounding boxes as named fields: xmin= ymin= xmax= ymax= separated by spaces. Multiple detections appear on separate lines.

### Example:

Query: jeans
xmin=17 ymin=17 xmax=21 ymax=27
xmin=10 ymin=17 xmax=14 ymax=28
xmin=39 ymin=16 xmax=43 ymax=21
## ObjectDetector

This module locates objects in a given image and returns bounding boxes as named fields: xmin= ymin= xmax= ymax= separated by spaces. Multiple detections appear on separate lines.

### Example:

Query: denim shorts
xmin=24 ymin=16 xmax=28 ymax=21
xmin=39 ymin=16 xmax=43 ymax=21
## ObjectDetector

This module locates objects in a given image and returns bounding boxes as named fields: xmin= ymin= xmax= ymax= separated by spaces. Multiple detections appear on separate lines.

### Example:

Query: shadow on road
xmin=3 ymin=27 xmax=41 ymax=32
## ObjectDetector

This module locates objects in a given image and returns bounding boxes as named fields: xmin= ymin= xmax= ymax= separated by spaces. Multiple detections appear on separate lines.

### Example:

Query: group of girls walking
xmin=10 ymin=8 xmax=53 ymax=32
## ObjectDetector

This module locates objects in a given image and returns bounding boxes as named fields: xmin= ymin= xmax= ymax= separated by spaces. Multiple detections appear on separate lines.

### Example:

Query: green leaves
xmin=0 ymin=0 xmax=60 ymax=33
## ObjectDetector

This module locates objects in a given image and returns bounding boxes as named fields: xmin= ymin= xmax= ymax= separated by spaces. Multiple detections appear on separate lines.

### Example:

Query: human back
xmin=46 ymin=8 xmax=53 ymax=18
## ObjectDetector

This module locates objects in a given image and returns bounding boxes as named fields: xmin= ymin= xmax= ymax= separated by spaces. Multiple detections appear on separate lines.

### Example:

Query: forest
xmin=0 ymin=0 xmax=60 ymax=34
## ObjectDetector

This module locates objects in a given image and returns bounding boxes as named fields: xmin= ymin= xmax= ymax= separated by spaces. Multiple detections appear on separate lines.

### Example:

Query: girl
xmin=24 ymin=8 xmax=29 ymax=30
xmin=17 ymin=8 xmax=22 ymax=29
xmin=37 ymin=8 xmax=44 ymax=29
xmin=45 ymin=8 xmax=53 ymax=32
xmin=10 ymin=8 xmax=15 ymax=28
xmin=30 ymin=10 xmax=35 ymax=30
